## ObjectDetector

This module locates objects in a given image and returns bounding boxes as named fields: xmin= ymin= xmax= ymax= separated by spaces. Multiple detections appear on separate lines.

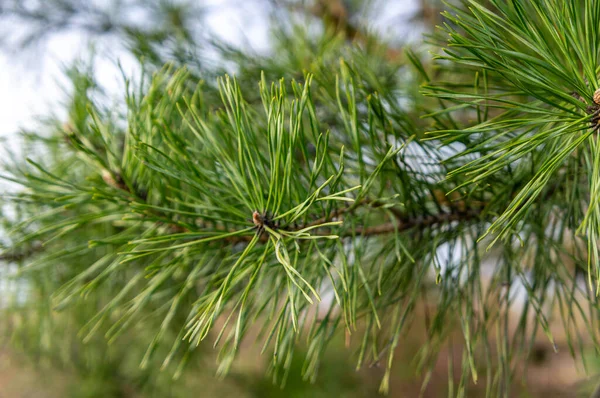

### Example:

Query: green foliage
xmin=427 ymin=0 xmax=600 ymax=250
xmin=2 ymin=0 xmax=600 ymax=397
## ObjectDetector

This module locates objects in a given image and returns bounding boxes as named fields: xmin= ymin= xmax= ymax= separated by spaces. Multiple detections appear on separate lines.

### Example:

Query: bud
xmin=594 ymin=88 xmax=600 ymax=105
xmin=102 ymin=170 xmax=128 ymax=191
xmin=102 ymin=169 xmax=117 ymax=187
xmin=252 ymin=211 xmax=264 ymax=228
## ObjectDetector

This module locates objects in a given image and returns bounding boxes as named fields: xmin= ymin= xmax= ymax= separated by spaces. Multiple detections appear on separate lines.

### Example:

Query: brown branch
xmin=301 ymin=198 xmax=366 ymax=228
xmin=0 ymin=243 xmax=43 ymax=263
xmin=349 ymin=207 xmax=482 ymax=237
xmin=100 ymin=164 xmax=456 ymax=245
xmin=292 ymin=0 xmax=402 ymax=62
xmin=97 ymin=165 xmax=569 ymax=250
xmin=300 ymin=197 xmax=407 ymax=230
xmin=226 ymin=203 xmax=484 ymax=244
xmin=63 ymin=163 xmax=567 ymax=252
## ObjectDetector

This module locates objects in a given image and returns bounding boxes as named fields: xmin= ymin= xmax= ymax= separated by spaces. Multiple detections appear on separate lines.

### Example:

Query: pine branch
xmin=100 ymin=165 xmax=485 ymax=243
xmin=4 ymin=2 xmax=600 ymax=394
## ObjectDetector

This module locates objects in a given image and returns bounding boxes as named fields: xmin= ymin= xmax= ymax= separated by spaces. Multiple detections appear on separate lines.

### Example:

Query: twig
xmin=341 ymin=207 xmax=483 ymax=237
xmin=227 ymin=205 xmax=484 ymax=244
xmin=290 ymin=0 xmax=402 ymax=61
xmin=0 ymin=243 xmax=43 ymax=263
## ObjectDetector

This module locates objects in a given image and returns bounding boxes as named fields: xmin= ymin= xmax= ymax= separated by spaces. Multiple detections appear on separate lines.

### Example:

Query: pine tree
xmin=2 ymin=0 xmax=600 ymax=396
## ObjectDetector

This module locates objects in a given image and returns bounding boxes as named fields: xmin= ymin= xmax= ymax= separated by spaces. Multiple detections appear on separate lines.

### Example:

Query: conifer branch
xmin=101 ymin=164 xmax=485 ymax=243
xmin=3 ymin=1 xmax=600 ymax=395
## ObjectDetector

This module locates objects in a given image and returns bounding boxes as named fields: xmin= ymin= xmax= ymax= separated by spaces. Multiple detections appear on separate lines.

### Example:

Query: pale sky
xmin=0 ymin=0 xmax=419 ymax=147
xmin=0 ymin=1 xmax=267 ymax=137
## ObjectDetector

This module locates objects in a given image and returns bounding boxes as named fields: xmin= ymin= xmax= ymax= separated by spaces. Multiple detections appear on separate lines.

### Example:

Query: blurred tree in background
xmin=2 ymin=0 xmax=600 ymax=397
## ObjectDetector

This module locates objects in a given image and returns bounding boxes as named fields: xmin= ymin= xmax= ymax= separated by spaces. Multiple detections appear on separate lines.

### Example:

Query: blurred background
xmin=0 ymin=0 xmax=598 ymax=396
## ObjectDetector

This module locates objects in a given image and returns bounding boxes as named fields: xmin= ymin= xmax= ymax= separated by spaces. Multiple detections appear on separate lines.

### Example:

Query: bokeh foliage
xmin=2 ymin=1 xmax=600 ymax=397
